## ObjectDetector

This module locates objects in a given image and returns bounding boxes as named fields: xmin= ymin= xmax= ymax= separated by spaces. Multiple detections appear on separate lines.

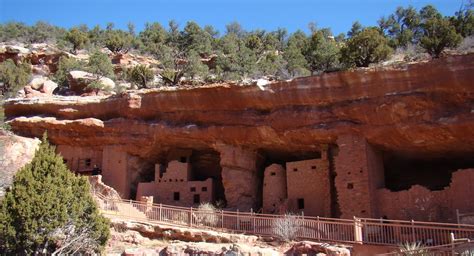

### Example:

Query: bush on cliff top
xmin=0 ymin=134 xmax=109 ymax=255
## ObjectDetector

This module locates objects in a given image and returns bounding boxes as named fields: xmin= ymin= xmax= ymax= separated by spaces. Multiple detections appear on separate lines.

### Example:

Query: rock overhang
xmin=3 ymin=53 xmax=474 ymax=158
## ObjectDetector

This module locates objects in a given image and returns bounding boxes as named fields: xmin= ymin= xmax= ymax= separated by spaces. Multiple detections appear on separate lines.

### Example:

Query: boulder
xmin=0 ymin=132 xmax=40 ymax=197
xmin=20 ymin=77 xmax=58 ymax=98
xmin=41 ymin=80 xmax=58 ymax=94
xmin=28 ymin=77 xmax=48 ymax=90
xmin=67 ymin=70 xmax=115 ymax=94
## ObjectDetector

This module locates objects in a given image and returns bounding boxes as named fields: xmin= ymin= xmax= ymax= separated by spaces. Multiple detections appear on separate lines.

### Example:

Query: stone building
xmin=136 ymin=152 xmax=214 ymax=207
xmin=262 ymin=149 xmax=331 ymax=217
xmin=262 ymin=164 xmax=287 ymax=214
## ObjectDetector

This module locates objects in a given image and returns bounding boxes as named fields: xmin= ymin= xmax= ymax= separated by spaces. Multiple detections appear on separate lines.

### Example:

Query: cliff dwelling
xmin=5 ymin=54 xmax=474 ymax=223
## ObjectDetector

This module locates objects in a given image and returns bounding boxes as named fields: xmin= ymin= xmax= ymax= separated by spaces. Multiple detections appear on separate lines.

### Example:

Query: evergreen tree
xmin=0 ymin=59 xmax=31 ymax=97
xmin=87 ymin=51 xmax=114 ymax=79
xmin=65 ymin=27 xmax=89 ymax=54
xmin=451 ymin=1 xmax=474 ymax=37
xmin=104 ymin=29 xmax=134 ymax=54
xmin=347 ymin=21 xmax=363 ymax=38
xmin=283 ymin=43 xmax=310 ymax=78
xmin=305 ymin=31 xmax=341 ymax=74
xmin=138 ymin=22 xmax=168 ymax=55
xmin=0 ymin=135 xmax=110 ymax=254
xmin=420 ymin=16 xmax=462 ymax=57
xmin=183 ymin=50 xmax=209 ymax=82
xmin=86 ymin=51 xmax=115 ymax=92
xmin=53 ymin=56 xmax=85 ymax=87
xmin=378 ymin=6 xmax=421 ymax=47
xmin=341 ymin=27 xmax=393 ymax=67
xmin=181 ymin=21 xmax=213 ymax=56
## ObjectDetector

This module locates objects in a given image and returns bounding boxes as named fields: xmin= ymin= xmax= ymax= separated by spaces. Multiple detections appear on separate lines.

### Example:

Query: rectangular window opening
xmin=297 ymin=198 xmax=305 ymax=209
xmin=173 ymin=192 xmax=180 ymax=201
xmin=193 ymin=194 xmax=200 ymax=204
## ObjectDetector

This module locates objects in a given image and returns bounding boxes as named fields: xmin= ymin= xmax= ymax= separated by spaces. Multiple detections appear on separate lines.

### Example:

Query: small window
xmin=202 ymin=187 xmax=207 ymax=192
xmin=270 ymin=172 xmax=276 ymax=176
xmin=85 ymin=159 xmax=91 ymax=167
xmin=180 ymin=179 xmax=184 ymax=182
xmin=190 ymin=187 xmax=196 ymax=192
xmin=347 ymin=183 xmax=354 ymax=189
xmin=169 ymin=179 xmax=172 ymax=182
xmin=173 ymin=192 xmax=180 ymax=201
xmin=311 ymin=166 xmax=316 ymax=170
xmin=297 ymin=198 xmax=305 ymax=209
xmin=193 ymin=194 xmax=200 ymax=204
xmin=180 ymin=156 xmax=187 ymax=163
xmin=293 ymin=168 xmax=298 ymax=172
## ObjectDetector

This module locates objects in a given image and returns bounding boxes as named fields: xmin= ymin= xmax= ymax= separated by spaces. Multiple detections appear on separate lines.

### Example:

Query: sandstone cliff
xmin=4 ymin=54 xmax=474 ymax=157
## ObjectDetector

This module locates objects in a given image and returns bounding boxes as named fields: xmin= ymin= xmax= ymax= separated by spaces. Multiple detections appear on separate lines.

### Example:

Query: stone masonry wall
xmin=136 ymin=179 xmax=213 ymax=207
xmin=56 ymin=145 xmax=102 ymax=173
xmin=376 ymin=168 xmax=474 ymax=222
xmin=286 ymin=157 xmax=331 ymax=217
xmin=335 ymin=134 xmax=384 ymax=218
xmin=102 ymin=145 xmax=130 ymax=198
xmin=262 ymin=164 xmax=287 ymax=214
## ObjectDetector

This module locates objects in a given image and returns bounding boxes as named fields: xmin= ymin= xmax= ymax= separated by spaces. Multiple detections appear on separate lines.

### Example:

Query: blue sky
xmin=0 ymin=0 xmax=464 ymax=35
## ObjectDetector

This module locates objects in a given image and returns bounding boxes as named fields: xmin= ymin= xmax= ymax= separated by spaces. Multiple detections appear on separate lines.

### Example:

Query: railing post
xmin=221 ymin=210 xmax=224 ymax=231
xmin=354 ymin=216 xmax=363 ymax=244
xmin=189 ymin=207 xmax=193 ymax=227
xmin=252 ymin=211 xmax=256 ymax=233
xmin=159 ymin=203 xmax=162 ymax=222
xmin=237 ymin=209 xmax=240 ymax=230
xmin=456 ymin=209 xmax=460 ymax=227
xmin=411 ymin=219 xmax=416 ymax=243
xmin=316 ymin=216 xmax=321 ymax=241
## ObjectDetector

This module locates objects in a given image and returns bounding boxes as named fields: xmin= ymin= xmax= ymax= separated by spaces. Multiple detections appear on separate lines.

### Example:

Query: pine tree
xmin=0 ymin=134 xmax=109 ymax=254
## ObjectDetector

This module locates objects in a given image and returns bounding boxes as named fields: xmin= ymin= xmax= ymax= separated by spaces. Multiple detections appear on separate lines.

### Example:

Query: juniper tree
xmin=0 ymin=59 xmax=31 ymax=97
xmin=0 ymin=134 xmax=110 ymax=254
xmin=65 ymin=27 xmax=89 ymax=54
xmin=341 ymin=27 xmax=393 ymax=67
xmin=420 ymin=16 xmax=462 ymax=57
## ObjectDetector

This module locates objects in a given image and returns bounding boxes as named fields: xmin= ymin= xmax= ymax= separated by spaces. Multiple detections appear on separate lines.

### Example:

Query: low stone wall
xmin=376 ymin=168 xmax=474 ymax=222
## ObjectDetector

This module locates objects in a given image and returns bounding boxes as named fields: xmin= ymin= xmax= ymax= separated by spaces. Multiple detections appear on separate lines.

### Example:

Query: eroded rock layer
xmin=5 ymin=54 xmax=474 ymax=157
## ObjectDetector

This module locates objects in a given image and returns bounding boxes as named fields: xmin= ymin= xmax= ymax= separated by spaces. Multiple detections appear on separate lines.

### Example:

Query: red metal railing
xmin=95 ymin=194 xmax=474 ymax=247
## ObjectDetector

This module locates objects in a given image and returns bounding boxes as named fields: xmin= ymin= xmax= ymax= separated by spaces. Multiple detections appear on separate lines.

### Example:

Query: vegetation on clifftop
xmin=0 ymin=3 xmax=472 ymax=92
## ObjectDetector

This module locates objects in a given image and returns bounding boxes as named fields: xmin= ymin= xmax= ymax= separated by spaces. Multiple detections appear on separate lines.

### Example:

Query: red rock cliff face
xmin=4 ymin=54 xmax=474 ymax=216
xmin=5 ymin=54 xmax=474 ymax=157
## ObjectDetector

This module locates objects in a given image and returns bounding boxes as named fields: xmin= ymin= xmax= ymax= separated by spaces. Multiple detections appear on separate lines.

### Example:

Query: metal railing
xmin=95 ymin=194 xmax=474 ymax=247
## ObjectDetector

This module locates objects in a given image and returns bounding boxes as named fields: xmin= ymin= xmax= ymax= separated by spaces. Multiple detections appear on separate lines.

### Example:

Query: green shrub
xmin=0 ymin=134 xmax=110 ymax=254
xmin=341 ymin=27 xmax=393 ymax=67
xmin=87 ymin=51 xmax=115 ymax=79
xmin=0 ymin=59 xmax=31 ymax=98
xmin=125 ymin=64 xmax=155 ymax=89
